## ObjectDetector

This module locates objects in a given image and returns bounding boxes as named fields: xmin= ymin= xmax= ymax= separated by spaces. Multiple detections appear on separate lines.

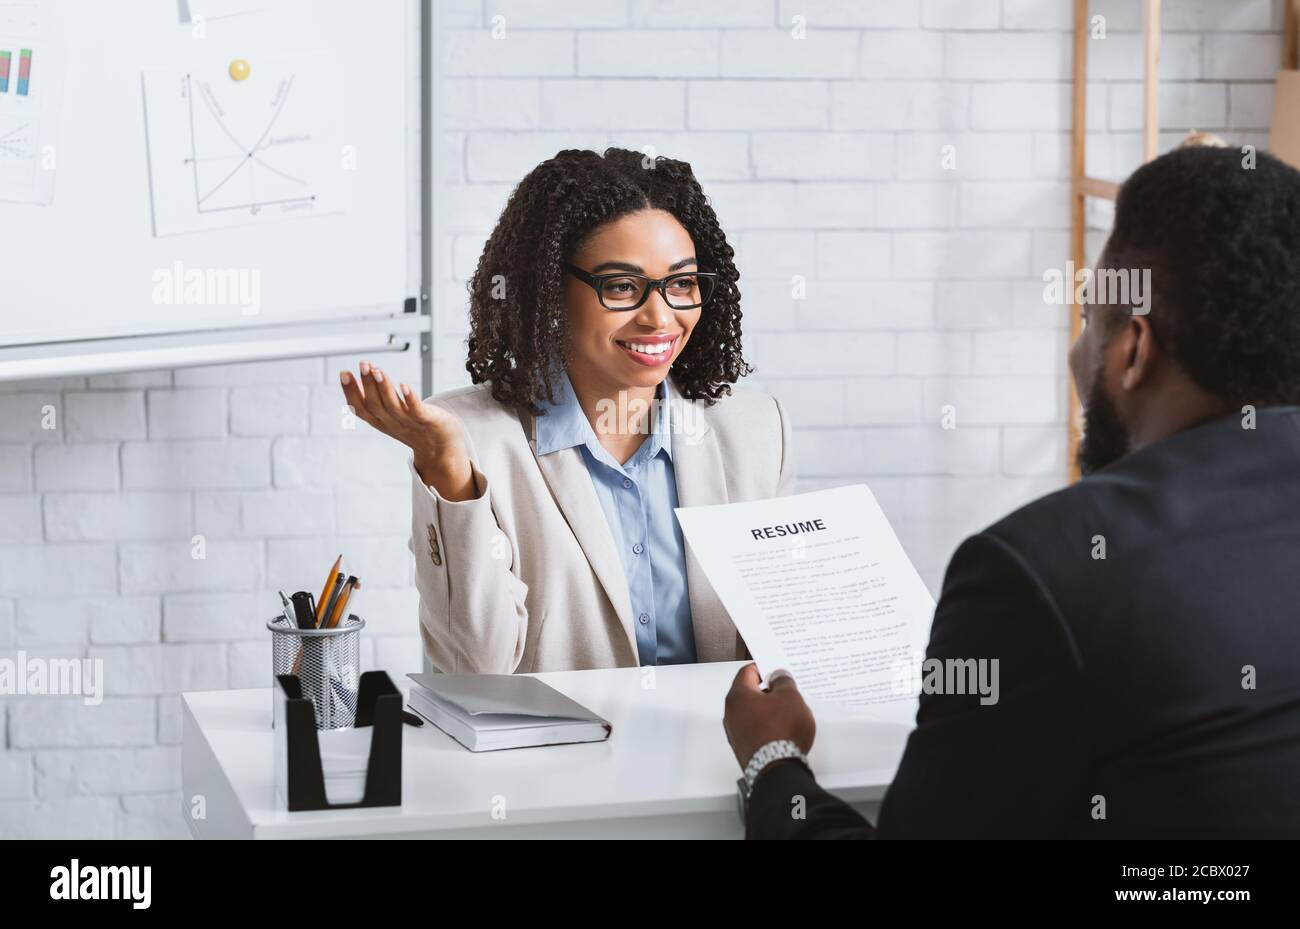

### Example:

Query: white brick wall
xmin=428 ymin=0 xmax=1285 ymax=582
xmin=0 ymin=0 xmax=1286 ymax=839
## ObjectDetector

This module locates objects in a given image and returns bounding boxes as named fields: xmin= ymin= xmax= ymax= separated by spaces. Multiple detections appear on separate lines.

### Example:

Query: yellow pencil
xmin=313 ymin=554 xmax=343 ymax=627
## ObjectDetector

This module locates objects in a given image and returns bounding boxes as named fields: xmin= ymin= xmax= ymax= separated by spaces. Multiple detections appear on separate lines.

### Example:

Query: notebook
xmin=406 ymin=672 xmax=613 ymax=752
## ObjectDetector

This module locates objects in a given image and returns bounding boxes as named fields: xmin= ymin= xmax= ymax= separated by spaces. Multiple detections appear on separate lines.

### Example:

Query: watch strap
xmin=742 ymin=739 xmax=810 ymax=792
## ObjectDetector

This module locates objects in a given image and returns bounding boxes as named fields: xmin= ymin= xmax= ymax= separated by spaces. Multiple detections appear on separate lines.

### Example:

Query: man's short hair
xmin=1105 ymin=146 xmax=1300 ymax=406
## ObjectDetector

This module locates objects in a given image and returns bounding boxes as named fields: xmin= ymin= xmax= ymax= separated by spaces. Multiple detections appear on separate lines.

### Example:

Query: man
xmin=723 ymin=145 xmax=1300 ymax=839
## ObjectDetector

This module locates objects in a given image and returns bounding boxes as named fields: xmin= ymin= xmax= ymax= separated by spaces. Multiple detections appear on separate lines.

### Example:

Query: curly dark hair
xmin=1103 ymin=145 xmax=1300 ymax=406
xmin=464 ymin=147 xmax=750 ymax=412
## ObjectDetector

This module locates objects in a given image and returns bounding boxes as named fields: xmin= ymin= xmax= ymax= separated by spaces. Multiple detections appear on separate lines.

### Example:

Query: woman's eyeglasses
xmin=564 ymin=263 xmax=718 ymax=311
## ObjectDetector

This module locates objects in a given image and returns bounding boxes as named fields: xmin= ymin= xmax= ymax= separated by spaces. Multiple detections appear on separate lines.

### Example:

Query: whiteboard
xmin=0 ymin=0 xmax=418 ymax=358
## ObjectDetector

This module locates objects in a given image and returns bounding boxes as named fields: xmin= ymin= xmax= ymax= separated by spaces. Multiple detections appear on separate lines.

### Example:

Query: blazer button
xmin=427 ymin=523 xmax=443 ymax=567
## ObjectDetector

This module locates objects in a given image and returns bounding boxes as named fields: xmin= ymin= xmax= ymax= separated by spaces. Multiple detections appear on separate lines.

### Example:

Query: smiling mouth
xmin=616 ymin=337 xmax=678 ymax=358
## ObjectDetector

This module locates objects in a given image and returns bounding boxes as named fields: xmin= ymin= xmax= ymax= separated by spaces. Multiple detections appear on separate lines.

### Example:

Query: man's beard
xmin=1077 ymin=376 xmax=1131 ymax=476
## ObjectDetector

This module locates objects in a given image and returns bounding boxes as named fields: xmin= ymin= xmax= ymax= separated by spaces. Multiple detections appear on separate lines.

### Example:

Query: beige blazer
xmin=408 ymin=380 xmax=795 ymax=673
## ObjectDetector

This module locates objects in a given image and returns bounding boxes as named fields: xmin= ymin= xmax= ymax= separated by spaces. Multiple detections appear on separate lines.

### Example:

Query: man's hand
xmin=723 ymin=663 xmax=816 ymax=769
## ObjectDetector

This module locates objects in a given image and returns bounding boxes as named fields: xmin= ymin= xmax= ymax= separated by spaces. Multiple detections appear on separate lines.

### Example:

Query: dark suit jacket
xmin=748 ymin=406 xmax=1300 ymax=839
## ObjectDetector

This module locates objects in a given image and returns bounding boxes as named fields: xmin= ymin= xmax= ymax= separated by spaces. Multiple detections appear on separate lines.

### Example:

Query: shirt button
xmin=623 ymin=478 xmax=632 ymax=489
xmin=638 ymin=612 xmax=650 ymax=625
xmin=632 ymin=542 xmax=644 ymax=555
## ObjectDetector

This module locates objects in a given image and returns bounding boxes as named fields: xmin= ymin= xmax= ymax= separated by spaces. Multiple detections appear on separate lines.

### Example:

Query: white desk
xmin=182 ymin=661 xmax=911 ymax=839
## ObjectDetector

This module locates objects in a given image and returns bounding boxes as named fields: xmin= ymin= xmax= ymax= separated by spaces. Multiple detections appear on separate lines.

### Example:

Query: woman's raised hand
xmin=339 ymin=361 xmax=477 ymax=501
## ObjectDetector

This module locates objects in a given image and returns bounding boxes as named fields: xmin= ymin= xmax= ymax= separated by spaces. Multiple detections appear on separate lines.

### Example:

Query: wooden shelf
xmin=1068 ymin=0 xmax=1162 ymax=482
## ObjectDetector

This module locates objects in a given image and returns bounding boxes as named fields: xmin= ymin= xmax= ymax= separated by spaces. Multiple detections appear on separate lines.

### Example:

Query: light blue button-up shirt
xmin=534 ymin=371 xmax=697 ymax=666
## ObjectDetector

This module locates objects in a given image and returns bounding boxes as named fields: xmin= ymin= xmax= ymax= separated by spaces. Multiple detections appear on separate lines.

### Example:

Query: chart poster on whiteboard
xmin=0 ymin=0 xmax=64 ymax=205
xmin=142 ymin=50 xmax=347 ymax=237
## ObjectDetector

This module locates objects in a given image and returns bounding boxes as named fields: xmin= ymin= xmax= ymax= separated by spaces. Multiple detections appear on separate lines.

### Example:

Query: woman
xmin=340 ymin=148 xmax=794 ymax=673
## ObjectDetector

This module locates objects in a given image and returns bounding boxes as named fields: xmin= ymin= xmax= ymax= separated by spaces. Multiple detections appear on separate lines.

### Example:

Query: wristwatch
xmin=742 ymin=739 xmax=810 ymax=793
xmin=735 ymin=740 xmax=811 ymax=822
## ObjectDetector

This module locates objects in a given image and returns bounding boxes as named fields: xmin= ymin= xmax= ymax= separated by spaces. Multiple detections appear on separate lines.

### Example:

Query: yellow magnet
xmin=229 ymin=59 xmax=251 ymax=81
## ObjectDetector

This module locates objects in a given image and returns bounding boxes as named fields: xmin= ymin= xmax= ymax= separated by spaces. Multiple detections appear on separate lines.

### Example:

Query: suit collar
xmin=527 ymin=431 xmax=640 ymax=663
xmin=533 ymin=370 xmax=677 ymax=465
xmin=668 ymin=400 xmax=737 ymax=663
xmin=1087 ymin=404 xmax=1300 ymax=480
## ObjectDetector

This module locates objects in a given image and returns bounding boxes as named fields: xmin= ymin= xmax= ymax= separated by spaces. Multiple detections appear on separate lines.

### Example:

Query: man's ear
xmin=1118 ymin=313 xmax=1158 ymax=391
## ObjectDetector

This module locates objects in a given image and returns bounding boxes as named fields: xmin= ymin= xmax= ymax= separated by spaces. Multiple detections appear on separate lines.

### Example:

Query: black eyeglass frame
xmin=563 ymin=262 xmax=720 ymax=312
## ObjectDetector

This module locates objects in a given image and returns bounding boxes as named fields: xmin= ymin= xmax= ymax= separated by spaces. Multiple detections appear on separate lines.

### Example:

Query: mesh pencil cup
xmin=267 ymin=615 xmax=365 ymax=730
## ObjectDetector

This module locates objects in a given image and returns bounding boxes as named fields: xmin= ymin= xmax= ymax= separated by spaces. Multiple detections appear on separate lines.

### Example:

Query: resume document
xmin=675 ymin=485 xmax=935 ymax=724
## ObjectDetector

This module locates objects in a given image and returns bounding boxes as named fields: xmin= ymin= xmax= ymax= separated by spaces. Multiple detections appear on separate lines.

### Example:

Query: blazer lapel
xmin=671 ymin=395 xmax=744 ymax=663
xmin=521 ymin=408 xmax=640 ymax=663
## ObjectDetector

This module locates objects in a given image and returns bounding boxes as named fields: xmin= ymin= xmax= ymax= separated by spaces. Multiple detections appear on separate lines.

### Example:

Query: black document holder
xmin=275 ymin=671 xmax=403 ymax=812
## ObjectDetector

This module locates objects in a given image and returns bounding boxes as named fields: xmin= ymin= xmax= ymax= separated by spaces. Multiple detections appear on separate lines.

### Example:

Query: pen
xmin=278 ymin=590 xmax=296 ymax=627
xmin=291 ymin=591 xmax=316 ymax=629
xmin=319 ymin=571 xmax=346 ymax=629
xmin=289 ymin=589 xmax=315 ymax=678
xmin=323 ymin=575 xmax=358 ymax=630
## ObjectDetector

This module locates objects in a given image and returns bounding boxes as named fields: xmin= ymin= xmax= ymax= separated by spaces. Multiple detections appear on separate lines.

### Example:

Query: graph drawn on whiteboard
xmin=143 ymin=52 xmax=344 ymax=237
